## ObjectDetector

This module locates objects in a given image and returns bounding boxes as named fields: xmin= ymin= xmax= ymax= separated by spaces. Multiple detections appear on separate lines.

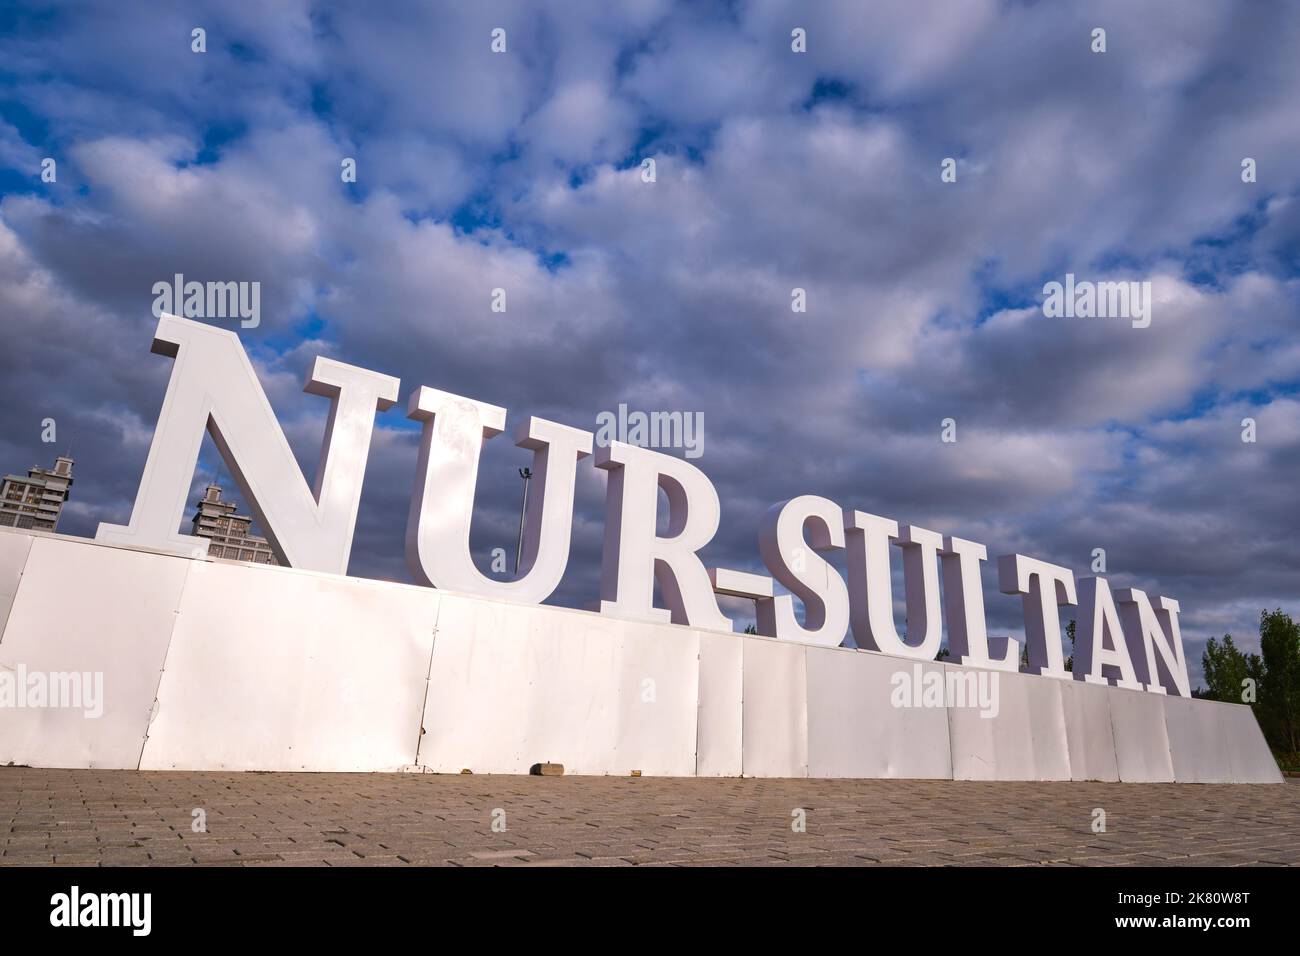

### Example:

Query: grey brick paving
xmin=0 ymin=768 xmax=1295 ymax=867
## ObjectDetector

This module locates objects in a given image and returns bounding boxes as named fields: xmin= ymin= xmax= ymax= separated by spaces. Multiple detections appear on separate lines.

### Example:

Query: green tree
xmin=1257 ymin=609 xmax=1300 ymax=765
xmin=1201 ymin=634 xmax=1260 ymax=705
xmin=1200 ymin=611 xmax=1299 ymax=771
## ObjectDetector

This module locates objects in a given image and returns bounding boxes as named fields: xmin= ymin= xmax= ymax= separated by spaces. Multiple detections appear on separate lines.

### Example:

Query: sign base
xmin=0 ymin=529 xmax=1281 ymax=783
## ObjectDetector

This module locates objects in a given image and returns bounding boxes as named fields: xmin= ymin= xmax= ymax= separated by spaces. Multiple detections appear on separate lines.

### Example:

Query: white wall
xmin=0 ymin=529 xmax=1283 ymax=783
xmin=141 ymin=560 xmax=442 ymax=771
xmin=417 ymin=594 xmax=700 ymax=776
xmin=1059 ymin=680 xmax=1120 ymax=782
xmin=806 ymin=647 xmax=951 ymax=779
xmin=948 ymin=666 xmax=1072 ymax=782
xmin=0 ymin=536 xmax=188 ymax=768
xmin=0 ymin=531 xmax=33 ymax=635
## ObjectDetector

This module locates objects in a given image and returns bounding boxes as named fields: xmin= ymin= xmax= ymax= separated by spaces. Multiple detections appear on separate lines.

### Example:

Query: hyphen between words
xmin=98 ymin=315 xmax=1192 ymax=698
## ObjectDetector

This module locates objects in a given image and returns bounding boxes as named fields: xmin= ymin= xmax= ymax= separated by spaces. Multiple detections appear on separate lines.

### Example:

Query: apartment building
xmin=0 ymin=455 xmax=74 ymax=532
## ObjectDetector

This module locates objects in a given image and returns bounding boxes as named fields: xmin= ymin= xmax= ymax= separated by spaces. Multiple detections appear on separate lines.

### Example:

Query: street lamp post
xmin=515 ymin=467 xmax=533 ymax=575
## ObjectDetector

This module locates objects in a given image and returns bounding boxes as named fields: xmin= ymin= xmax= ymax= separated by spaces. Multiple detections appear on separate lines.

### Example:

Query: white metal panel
xmin=946 ymin=665 xmax=1071 ymax=781
xmin=696 ymin=630 xmax=742 ymax=776
xmin=0 ymin=533 xmax=1274 ymax=783
xmin=1212 ymin=699 xmax=1283 ymax=783
xmin=0 ymin=535 xmax=189 ymax=769
xmin=1058 ymin=679 xmax=1120 ymax=781
xmin=141 ymin=559 xmax=440 ymax=771
xmin=806 ymin=647 xmax=951 ymax=779
xmin=1164 ymin=694 xmax=1234 ymax=783
xmin=604 ymin=610 xmax=700 ymax=776
xmin=1108 ymin=687 xmax=1175 ymax=782
xmin=741 ymin=635 xmax=807 ymax=778
xmin=419 ymin=593 xmax=699 ymax=776
xmin=0 ymin=529 xmax=34 ymax=636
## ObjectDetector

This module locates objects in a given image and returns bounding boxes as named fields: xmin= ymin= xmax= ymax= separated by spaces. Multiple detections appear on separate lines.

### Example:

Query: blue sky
xmin=1 ymin=0 xmax=1298 ymax=685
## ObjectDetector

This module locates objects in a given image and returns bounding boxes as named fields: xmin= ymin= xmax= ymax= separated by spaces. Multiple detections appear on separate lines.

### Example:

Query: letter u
xmin=844 ymin=511 xmax=945 ymax=660
xmin=404 ymin=387 xmax=592 ymax=604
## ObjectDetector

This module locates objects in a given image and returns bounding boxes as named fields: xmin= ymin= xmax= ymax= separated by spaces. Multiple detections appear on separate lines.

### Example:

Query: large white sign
xmin=99 ymin=315 xmax=1191 ymax=698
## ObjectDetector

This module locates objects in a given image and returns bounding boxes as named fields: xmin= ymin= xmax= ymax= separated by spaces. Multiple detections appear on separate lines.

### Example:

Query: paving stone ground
xmin=0 ymin=768 xmax=1296 ymax=867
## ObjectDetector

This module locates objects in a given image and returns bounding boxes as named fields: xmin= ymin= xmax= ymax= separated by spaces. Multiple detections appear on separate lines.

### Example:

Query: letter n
xmin=96 ymin=314 xmax=399 ymax=574
xmin=1115 ymin=588 xmax=1191 ymax=697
